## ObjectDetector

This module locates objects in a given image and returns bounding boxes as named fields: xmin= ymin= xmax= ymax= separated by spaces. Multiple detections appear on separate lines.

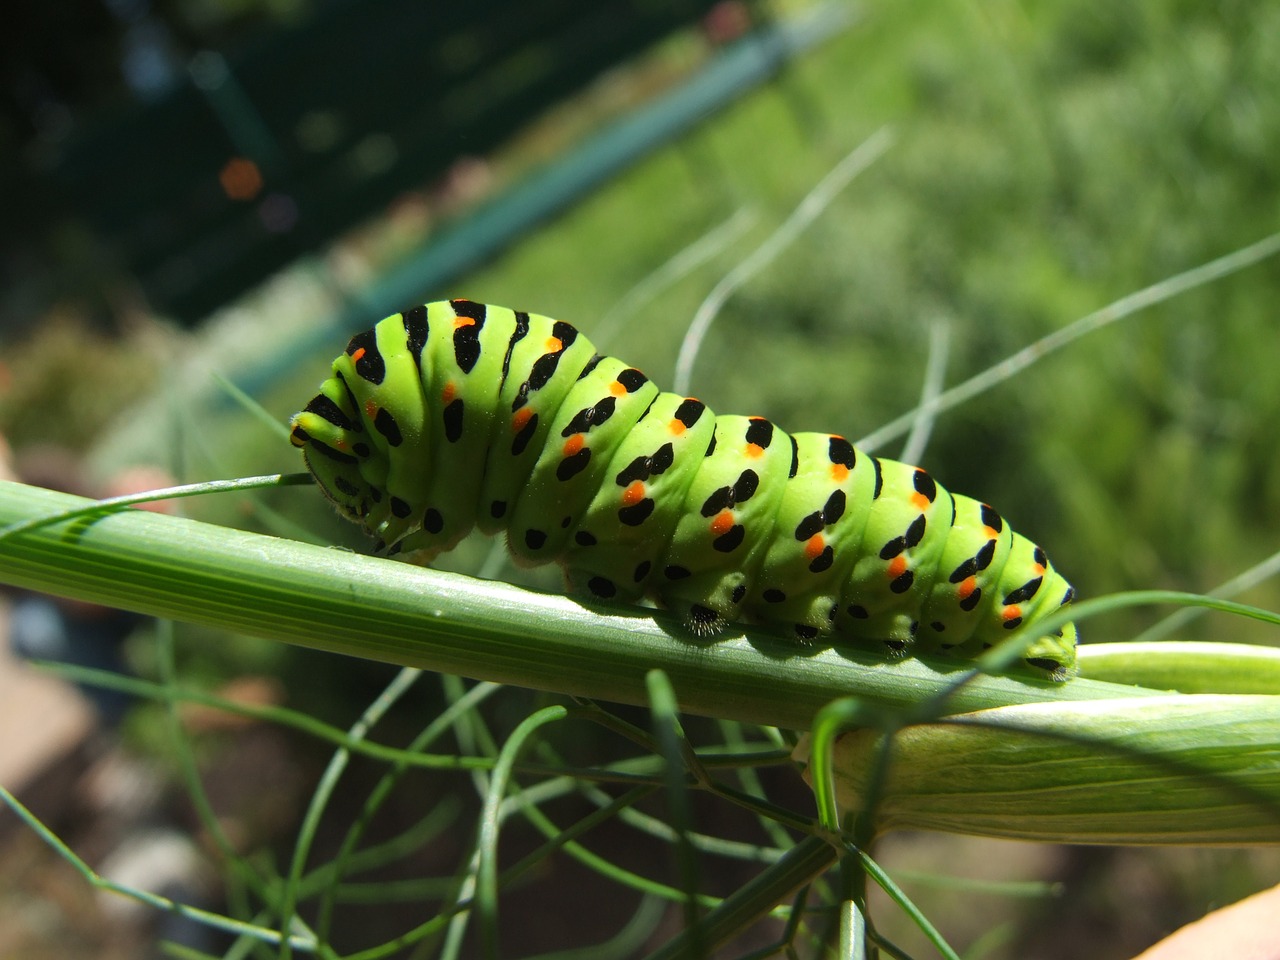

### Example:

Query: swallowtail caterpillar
xmin=290 ymin=299 xmax=1078 ymax=679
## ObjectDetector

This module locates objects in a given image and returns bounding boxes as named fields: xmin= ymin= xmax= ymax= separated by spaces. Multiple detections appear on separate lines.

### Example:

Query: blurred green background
xmin=17 ymin=0 xmax=1265 ymax=641
xmin=1 ymin=0 xmax=1278 ymax=956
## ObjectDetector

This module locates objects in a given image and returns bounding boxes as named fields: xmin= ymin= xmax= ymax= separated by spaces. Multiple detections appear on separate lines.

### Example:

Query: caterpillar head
xmin=289 ymin=381 xmax=417 ymax=551
xmin=291 ymin=402 xmax=378 ymax=528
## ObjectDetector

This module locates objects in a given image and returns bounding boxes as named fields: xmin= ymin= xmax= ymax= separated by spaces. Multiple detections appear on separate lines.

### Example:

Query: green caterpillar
xmin=290 ymin=299 xmax=1078 ymax=679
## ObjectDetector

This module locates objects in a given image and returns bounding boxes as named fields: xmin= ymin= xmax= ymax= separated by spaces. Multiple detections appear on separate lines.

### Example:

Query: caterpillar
xmin=290 ymin=299 xmax=1078 ymax=679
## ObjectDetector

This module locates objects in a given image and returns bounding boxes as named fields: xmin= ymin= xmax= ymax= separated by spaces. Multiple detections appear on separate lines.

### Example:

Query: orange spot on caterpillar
xmin=364 ymin=399 xmax=378 ymax=418
xmin=1002 ymin=605 xmax=1023 ymax=622
xmin=453 ymin=316 xmax=476 ymax=330
xmin=831 ymin=463 xmax=849 ymax=482
xmin=562 ymin=434 xmax=584 ymax=457
xmin=804 ymin=534 xmax=825 ymax=560
xmin=910 ymin=492 xmax=930 ymax=512
xmin=710 ymin=510 xmax=734 ymax=536
xmin=983 ymin=526 xmax=1000 ymax=539
xmin=957 ymin=576 xmax=977 ymax=599
xmin=887 ymin=556 xmax=908 ymax=579
xmin=621 ymin=480 xmax=646 ymax=507
xmin=351 ymin=346 xmax=367 ymax=362
xmin=545 ymin=336 xmax=564 ymax=353
xmin=441 ymin=382 xmax=457 ymax=404
xmin=1033 ymin=561 xmax=1046 ymax=575
xmin=744 ymin=444 xmax=764 ymax=459
xmin=668 ymin=418 xmax=686 ymax=435
xmin=511 ymin=408 xmax=533 ymax=433
xmin=609 ymin=380 xmax=627 ymax=397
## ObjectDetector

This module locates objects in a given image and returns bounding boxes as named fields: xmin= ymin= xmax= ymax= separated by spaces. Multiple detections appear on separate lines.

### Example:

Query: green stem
xmin=641 ymin=834 xmax=840 ymax=960
xmin=0 ymin=481 xmax=1158 ymax=731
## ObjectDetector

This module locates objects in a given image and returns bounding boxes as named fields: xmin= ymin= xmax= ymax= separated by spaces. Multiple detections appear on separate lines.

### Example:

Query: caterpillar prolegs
xmin=290 ymin=299 xmax=1078 ymax=679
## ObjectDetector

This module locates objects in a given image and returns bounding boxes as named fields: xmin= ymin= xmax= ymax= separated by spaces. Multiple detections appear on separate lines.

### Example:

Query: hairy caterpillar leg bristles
xmin=291 ymin=299 xmax=1078 ymax=679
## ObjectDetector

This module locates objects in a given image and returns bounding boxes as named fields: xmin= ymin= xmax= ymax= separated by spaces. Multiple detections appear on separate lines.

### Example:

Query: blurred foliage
xmin=0 ymin=310 xmax=172 ymax=451
xmin=5 ymin=0 xmax=1275 ymax=635
xmin=3 ymin=1 xmax=1279 ymax=956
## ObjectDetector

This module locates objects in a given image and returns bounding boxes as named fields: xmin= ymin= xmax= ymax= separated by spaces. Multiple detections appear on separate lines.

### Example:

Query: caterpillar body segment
xmin=290 ymin=299 xmax=1078 ymax=679
xmin=561 ymin=391 xmax=717 ymax=605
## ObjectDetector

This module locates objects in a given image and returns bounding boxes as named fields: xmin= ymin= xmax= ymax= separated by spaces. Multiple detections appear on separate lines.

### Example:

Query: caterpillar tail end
xmin=1021 ymin=620 xmax=1079 ymax=683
